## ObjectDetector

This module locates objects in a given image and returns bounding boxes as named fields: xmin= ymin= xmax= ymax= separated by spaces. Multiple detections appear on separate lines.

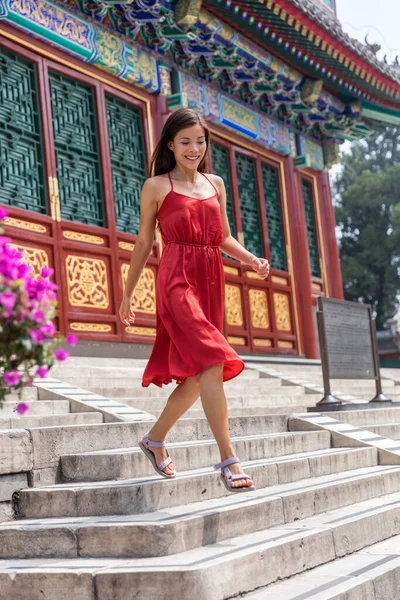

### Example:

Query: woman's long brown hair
xmin=149 ymin=108 xmax=210 ymax=177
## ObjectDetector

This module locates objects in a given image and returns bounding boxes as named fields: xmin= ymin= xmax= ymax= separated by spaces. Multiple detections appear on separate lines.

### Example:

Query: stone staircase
xmin=1 ymin=357 xmax=400 ymax=598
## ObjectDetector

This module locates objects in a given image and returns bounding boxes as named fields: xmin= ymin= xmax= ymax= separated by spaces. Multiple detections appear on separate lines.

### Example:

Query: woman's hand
xmin=249 ymin=256 xmax=270 ymax=279
xmin=119 ymin=295 xmax=136 ymax=326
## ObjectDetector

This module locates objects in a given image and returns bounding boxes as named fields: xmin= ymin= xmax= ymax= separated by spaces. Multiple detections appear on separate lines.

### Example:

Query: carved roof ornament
xmin=364 ymin=34 xmax=381 ymax=56
xmin=175 ymin=0 xmax=202 ymax=30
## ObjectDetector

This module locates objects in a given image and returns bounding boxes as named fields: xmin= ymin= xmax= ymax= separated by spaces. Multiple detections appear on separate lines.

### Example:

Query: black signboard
xmin=315 ymin=297 xmax=391 ymax=407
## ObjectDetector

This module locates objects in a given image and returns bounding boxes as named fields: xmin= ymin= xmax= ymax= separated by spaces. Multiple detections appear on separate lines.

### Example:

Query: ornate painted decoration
xmin=273 ymin=292 xmax=292 ymax=332
xmin=9 ymin=244 xmax=49 ymax=276
xmin=249 ymin=288 xmax=269 ymax=330
xmin=121 ymin=264 xmax=156 ymax=314
xmin=225 ymin=284 xmax=243 ymax=327
xmin=65 ymin=254 xmax=109 ymax=308
xmin=70 ymin=322 xmax=112 ymax=332
xmin=0 ymin=0 xmax=159 ymax=92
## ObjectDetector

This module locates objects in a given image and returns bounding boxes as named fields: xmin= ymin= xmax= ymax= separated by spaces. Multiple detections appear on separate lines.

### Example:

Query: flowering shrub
xmin=0 ymin=208 xmax=77 ymax=411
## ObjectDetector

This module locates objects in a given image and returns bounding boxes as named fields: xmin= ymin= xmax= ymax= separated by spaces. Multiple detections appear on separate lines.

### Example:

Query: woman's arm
xmin=213 ymin=175 xmax=270 ymax=279
xmin=119 ymin=179 xmax=159 ymax=325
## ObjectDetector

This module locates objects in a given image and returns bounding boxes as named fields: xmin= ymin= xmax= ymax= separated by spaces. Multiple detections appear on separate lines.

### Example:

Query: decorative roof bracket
xmin=175 ymin=0 xmax=202 ymax=30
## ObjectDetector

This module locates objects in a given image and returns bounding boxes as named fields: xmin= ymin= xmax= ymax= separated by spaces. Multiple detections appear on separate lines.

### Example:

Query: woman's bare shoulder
xmin=205 ymin=173 xmax=224 ymax=191
xmin=142 ymin=175 xmax=170 ymax=198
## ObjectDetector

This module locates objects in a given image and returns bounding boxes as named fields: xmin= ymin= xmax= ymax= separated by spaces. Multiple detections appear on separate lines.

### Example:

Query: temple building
xmin=0 ymin=0 xmax=399 ymax=359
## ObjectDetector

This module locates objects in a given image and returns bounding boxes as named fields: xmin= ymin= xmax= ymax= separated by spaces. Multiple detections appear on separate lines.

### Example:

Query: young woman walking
xmin=119 ymin=108 xmax=269 ymax=492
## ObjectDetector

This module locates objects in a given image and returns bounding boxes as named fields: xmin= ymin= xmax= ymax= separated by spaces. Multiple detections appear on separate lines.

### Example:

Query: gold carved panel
xmin=225 ymin=284 xmax=243 ymax=327
xmin=227 ymin=336 xmax=245 ymax=346
xmin=273 ymin=293 xmax=292 ymax=332
xmin=121 ymin=265 xmax=156 ymax=314
xmin=9 ymin=244 xmax=49 ymax=277
xmin=119 ymin=241 xmax=135 ymax=252
xmin=70 ymin=322 xmax=112 ymax=333
xmin=63 ymin=231 xmax=104 ymax=245
xmin=66 ymin=255 xmax=109 ymax=309
xmin=5 ymin=217 xmax=46 ymax=233
xmin=249 ymin=289 xmax=269 ymax=329
xmin=246 ymin=271 xmax=263 ymax=280
xmin=278 ymin=340 xmax=294 ymax=349
xmin=223 ymin=265 xmax=239 ymax=276
xmin=272 ymin=275 xmax=287 ymax=286
xmin=126 ymin=326 xmax=156 ymax=336
xmin=254 ymin=338 xmax=272 ymax=347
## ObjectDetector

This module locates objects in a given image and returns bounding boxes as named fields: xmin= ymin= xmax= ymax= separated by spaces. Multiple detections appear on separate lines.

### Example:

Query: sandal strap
xmin=158 ymin=456 xmax=172 ymax=471
xmin=214 ymin=457 xmax=240 ymax=471
xmin=144 ymin=432 xmax=166 ymax=449
xmin=230 ymin=473 xmax=251 ymax=481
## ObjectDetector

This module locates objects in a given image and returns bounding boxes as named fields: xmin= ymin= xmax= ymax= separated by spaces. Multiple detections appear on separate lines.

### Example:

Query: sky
xmin=335 ymin=0 xmax=399 ymax=64
xmin=330 ymin=1 xmax=399 ymax=177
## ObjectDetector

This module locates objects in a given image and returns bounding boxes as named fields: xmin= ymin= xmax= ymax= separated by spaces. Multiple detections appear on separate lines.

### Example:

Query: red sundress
xmin=142 ymin=172 xmax=244 ymax=388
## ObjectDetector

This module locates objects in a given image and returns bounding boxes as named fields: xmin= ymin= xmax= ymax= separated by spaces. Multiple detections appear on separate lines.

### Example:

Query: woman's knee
xmin=199 ymin=362 xmax=224 ymax=382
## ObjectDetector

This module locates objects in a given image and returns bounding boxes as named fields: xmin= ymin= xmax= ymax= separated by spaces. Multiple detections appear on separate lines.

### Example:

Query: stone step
xmin=60 ymin=430 xmax=332 ymax=482
xmin=3 ymin=387 xmax=38 ymax=402
xmin=25 ymin=415 xmax=291 ymax=470
xmin=150 ymin=406 xmax=310 ymax=418
xmin=0 ymin=412 xmax=103 ymax=430
xmin=3 ymin=455 xmax=399 ymax=563
xmin=5 ymin=487 xmax=400 ymax=599
xmin=123 ymin=392 xmax=320 ymax=409
xmin=19 ymin=456 xmax=400 ymax=522
xmin=252 ymin=534 xmax=400 ymax=599
xmin=66 ymin=384 xmax=308 ymax=400
xmin=0 ymin=400 xmax=70 ymax=418
xmin=359 ymin=423 xmax=400 ymax=440
xmin=321 ymin=407 xmax=400 ymax=427
xmin=53 ymin=357 xmax=150 ymax=367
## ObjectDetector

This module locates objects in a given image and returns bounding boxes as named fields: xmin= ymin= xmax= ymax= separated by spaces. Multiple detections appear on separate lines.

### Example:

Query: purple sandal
xmin=139 ymin=432 xmax=176 ymax=479
xmin=214 ymin=457 xmax=255 ymax=493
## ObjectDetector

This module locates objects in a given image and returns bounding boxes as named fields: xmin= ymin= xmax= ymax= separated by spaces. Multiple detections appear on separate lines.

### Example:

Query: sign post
xmin=314 ymin=297 xmax=392 ymax=409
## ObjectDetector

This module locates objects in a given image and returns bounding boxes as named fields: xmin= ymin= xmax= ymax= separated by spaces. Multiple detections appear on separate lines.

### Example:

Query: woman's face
xmin=168 ymin=123 xmax=207 ymax=170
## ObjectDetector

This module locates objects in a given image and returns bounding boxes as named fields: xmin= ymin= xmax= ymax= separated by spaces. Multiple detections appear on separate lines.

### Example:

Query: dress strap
xmin=167 ymin=172 xmax=174 ymax=191
xmin=201 ymin=172 xmax=219 ymax=197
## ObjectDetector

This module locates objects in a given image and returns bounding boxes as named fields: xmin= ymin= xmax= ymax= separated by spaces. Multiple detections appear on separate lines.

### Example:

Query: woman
xmin=119 ymin=108 xmax=269 ymax=492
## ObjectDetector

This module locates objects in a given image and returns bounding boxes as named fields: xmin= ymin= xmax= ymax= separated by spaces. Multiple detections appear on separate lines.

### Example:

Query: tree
xmin=334 ymin=127 xmax=400 ymax=330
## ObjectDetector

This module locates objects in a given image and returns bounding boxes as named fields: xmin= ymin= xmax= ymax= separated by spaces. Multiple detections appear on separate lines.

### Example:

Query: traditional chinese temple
xmin=1 ymin=0 xmax=399 ymax=359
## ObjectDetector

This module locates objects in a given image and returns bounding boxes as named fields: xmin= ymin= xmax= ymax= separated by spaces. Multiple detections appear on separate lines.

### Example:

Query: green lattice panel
xmin=235 ymin=153 xmax=263 ymax=258
xmin=105 ymin=94 xmax=146 ymax=234
xmin=49 ymin=71 xmax=105 ymax=227
xmin=211 ymin=142 xmax=236 ymax=238
xmin=262 ymin=163 xmax=287 ymax=272
xmin=302 ymin=179 xmax=320 ymax=278
xmin=0 ymin=48 xmax=47 ymax=213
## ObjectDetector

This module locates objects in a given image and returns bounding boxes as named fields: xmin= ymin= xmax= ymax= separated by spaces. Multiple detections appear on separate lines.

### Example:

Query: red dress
xmin=142 ymin=172 xmax=244 ymax=388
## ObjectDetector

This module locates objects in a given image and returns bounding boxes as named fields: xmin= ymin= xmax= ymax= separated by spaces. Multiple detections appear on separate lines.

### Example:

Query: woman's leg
xmin=143 ymin=375 xmax=200 ymax=475
xmin=199 ymin=362 xmax=253 ymax=488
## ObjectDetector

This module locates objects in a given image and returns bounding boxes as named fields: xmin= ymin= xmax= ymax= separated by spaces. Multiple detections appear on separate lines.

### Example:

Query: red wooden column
xmin=320 ymin=171 xmax=344 ymax=299
xmin=284 ymin=157 xmax=318 ymax=359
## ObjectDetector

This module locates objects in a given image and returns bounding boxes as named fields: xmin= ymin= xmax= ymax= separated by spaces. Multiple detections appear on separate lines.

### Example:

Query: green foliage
xmin=335 ymin=127 xmax=400 ymax=329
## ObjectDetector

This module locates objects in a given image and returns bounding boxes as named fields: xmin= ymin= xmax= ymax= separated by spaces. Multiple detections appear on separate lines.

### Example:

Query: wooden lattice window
xmin=0 ymin=48 xmax=47 ymax=214
xmin=262 ymin=163 xmax=286 ymax=272
xmin=235 ymin=153 xmax=263 ymax=258
xmin=105 ymin=94 xmax=147 ymax=235
xmin=49 ymin=71 xmax=105 ymax=227
xmin=302 ymin=179 xmax=320 ymax=278
xmin=211 ymin=142 xmax=236 ymax=238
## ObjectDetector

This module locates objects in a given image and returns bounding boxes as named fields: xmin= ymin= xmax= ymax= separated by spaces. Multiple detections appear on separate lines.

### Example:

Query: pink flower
xmin=32 ymin=310 xmax=45 ymax=323
xmin=0 ymin=291 xmax=16 ymax=311
xmin=3 ymin=370 xmax=22 ymax=386
xmin=54 ymin=348 xmax=69 ymax=361
xmin=36 ymin=366 xmax=48 ymax=378
xmin=30 ymin=329 xmax=45 ymax=343
xmin=65 ymin=334 xmax=78 ymax=347
xmin=15 ymin=402 xmax=30 ymax=415
xmin=17 ymin=263 xmax=32 ymax=278
xmin=0 ymin=207 xmax=8 ymax=220
xmin=40 ymin=322 xmax=55 ymax=337
xmin=40 ymin=266 xmax=54 ymax=279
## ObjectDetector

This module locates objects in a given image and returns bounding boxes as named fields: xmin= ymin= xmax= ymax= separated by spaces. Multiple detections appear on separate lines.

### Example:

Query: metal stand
xmin=370 ymin=321 xmax=392 ymax=403
xmin=315 ymin=311 xmax=342 ymax=407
